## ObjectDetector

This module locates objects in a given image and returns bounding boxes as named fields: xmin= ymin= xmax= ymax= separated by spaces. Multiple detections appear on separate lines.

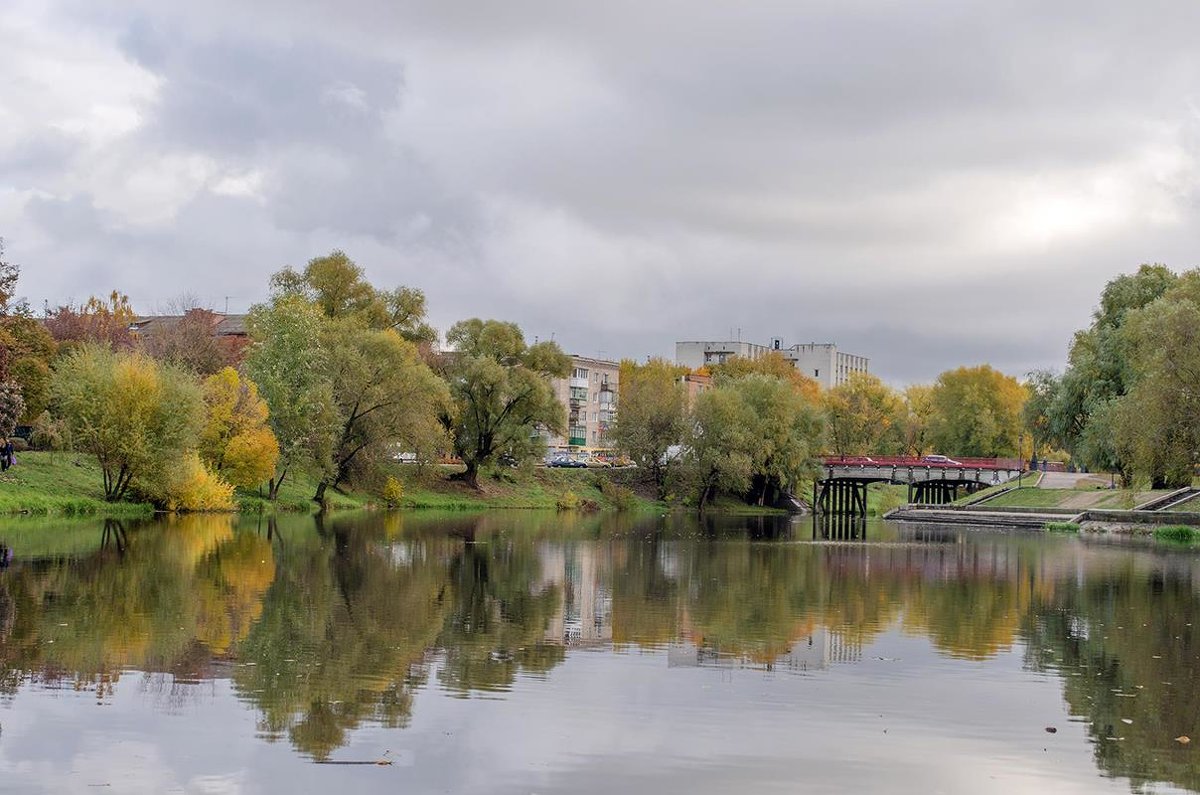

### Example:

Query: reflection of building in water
xmin=538 ymin=543 xmax=613 ymax=647
xmin=668 ymin=627 xmax=861 ymax=671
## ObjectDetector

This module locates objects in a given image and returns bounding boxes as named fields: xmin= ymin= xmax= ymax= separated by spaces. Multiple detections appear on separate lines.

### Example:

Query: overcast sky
xmin=4 ymin=1 xmax=1200 ymax=383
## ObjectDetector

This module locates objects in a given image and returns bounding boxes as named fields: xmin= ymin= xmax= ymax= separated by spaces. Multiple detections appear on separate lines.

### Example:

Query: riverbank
xmin=0 ymin=453 xmax=678 ymax=517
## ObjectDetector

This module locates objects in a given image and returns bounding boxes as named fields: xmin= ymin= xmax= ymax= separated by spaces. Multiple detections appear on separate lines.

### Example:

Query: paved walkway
xmin=1037 ymin=471 xmax=1106 ymax=489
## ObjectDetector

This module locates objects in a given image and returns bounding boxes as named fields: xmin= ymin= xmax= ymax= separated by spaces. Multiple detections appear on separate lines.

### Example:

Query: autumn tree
xmin=51 ymin=345 xmax=205 ymax=501
xmin=199 ymin=368 xmax=280 ymax=489
xmin=0 ymin=245 xmax=56 ymax=426
xmin=0 ymin=313 xmax=57 ymax=424
xmin=611 ymin=358 xmax=688 ymax=497
xmin=138 ymin=308 xmax=229 ymax=375
xmin=43 ymin=291 xmax=136 ymax=351
xmin=897 ymin=384 xmax=934 ymax=457
xmin=0 ymin=238 xmax=17 ymax=314
xmin=927 ymin=365 xmax=1027 ymax=457
xmin=822 ymin=372 xmax=904 ymax=456
xmin=438 ymin=319 xmax=570 ymax=489
xmin=709 ymin=351 xmax=821 ymax=401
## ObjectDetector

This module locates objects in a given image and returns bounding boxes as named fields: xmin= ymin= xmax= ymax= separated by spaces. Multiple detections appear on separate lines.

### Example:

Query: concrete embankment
xmin=885 ymin=503 xmax=1200 ymax=531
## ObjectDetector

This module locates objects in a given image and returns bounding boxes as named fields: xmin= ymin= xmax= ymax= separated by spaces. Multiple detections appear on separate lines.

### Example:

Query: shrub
xmin=556 ymin=491 xmax=581 ymax=511
xmin=1154 ymin=525 xmax=1200 ymax=543
xmin=382 ymin=476 xmax=405 ymax=507
xmin=160 ymin=453 xmax=235 ymax=512
xmin=599 ymin=479 xmax=637 ymax=511
xmin=1045 ymin=521 xmax=1080 ymax=533
xmin=30 ymin=411 xmax=68 ymax=451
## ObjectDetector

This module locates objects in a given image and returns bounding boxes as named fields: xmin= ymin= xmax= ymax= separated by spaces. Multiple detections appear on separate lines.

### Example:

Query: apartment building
xmin=545 ymin=355 xmax=620 ymax=451
xmin=675 ymin=338 xmax=869 ymax=390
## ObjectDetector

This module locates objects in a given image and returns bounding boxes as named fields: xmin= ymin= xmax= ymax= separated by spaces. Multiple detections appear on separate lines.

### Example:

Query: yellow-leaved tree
xmin=200 ymin=367 xmax=280 ymax=490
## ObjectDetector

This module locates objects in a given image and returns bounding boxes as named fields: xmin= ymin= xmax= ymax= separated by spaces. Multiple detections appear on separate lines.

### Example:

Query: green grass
xmin=0 ymin=452 xmax=153 ymax=516
xmin=980 ymin=487 xmax=1078 ymax=509
xmin=1045 ymin=521 xmax=1081 ymax=533
xmin=392 ymin=465 xmax=667 ymax=513
xmin=1154 ymin=525 xmax=1200 ymax=543
xmin=235 ymin=469 xmax=371 ymax=513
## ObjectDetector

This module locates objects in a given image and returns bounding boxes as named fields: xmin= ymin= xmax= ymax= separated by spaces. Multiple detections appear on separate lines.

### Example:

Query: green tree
xmin=1050 ymin=264 xmax=1177 ymax=470
xmin=1112 ymin=280 xmax=1200 ymax=486
xmin=709 ymin=351 xmax=822 ymax=402
xmin=271 ymin=250 xmax=436 ymax=344
xmin=244 ymin=296 xmax=336 ymax=500
xmin=822 ymin=372 xmax=904 ymax=456
xmin=735 ymin=375 xmax=825 ymax=505
xmin=438 ymin=319 xmax=570 ymax=489
xmin=50 ymin=345 xmax=204 ymax=501
xmin=927 ymin=365 xmax=1027 ymax=457
xmin=314 ymin=321 xmax=449 ymax=502
xmin=611 ymin=358 xmax=688 ymax=498
xmin=684 ymin=385 xmax=755 ymax=510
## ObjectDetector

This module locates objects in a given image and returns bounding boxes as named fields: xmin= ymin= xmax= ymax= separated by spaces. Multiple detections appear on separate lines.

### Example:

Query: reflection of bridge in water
xmin=816 ymin=456 xmax=1024 ymax=517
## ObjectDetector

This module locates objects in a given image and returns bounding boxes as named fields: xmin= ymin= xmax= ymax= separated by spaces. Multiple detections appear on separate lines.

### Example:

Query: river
xmin=0 ymin=511 xmax=1196 ymax=793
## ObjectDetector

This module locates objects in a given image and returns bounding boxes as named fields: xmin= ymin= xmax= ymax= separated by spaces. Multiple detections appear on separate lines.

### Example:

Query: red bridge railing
xmin=821 ymin=456 xmax=1022 ymax=471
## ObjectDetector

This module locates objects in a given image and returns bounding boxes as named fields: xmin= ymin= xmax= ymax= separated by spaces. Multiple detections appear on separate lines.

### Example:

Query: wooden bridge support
xmin=908 ymin=481 xmax=969 ymax=505
xmin=814 ymin=479 xmax=868 ymax=517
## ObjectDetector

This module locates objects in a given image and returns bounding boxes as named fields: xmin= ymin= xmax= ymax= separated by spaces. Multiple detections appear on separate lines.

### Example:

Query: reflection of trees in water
xmin=1024 ymin=556 xmax=1200 ymax=793
xmin=3 ymin=511 xmax=1200 ymax=789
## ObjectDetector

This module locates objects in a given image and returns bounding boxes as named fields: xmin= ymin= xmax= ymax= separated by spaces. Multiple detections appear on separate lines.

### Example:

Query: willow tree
xmin=314 ymin=320 xmax=449 ymax=502
xmin=611 ymin=358 xmax=687 ymax=498
xmin=438 ymin=319 xmax=570 ymax=489
xmin=51 ymin=345 xmax=204 ymax=501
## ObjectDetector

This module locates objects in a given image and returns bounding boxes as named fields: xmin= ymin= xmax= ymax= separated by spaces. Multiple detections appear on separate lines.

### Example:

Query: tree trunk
xmin=268 ymin=468 xmax=287 ymax=501
xmin=313 ymin=480 xmax=329 ymax=505
xmin=463 ymin=461 xmax=480 ymax=490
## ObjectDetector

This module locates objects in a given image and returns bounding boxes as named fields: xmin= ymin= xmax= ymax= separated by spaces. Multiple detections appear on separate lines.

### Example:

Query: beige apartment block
xmin=544 ymin=355 xmax=620 ymax=451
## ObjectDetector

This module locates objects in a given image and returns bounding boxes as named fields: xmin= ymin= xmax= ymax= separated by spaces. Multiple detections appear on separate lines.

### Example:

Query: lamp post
xmin=1018 ymin=433 xmax=1024 ymax=488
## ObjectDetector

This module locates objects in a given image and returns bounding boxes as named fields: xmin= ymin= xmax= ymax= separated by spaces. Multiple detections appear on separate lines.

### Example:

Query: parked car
xmin=583 ymin=456 xmax=613 ymax=468
xmin=548 ymin=455 xmax=586 ymax=468
xmin=920 ymin=454 xmax=961 ymax=466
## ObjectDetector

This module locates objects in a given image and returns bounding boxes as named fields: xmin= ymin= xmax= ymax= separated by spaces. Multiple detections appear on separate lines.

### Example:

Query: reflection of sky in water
xmin=0 ymin=513 xmax=1196 ymax=794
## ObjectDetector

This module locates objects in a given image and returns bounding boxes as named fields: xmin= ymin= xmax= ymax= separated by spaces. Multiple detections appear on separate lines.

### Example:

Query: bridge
xmin=814 ymin=456 xmax=1024 ymax=516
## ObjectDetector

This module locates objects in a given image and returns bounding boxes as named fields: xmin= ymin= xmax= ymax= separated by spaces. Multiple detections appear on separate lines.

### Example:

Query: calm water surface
xmin=0 ymin=511 xmax=1197 ymax=794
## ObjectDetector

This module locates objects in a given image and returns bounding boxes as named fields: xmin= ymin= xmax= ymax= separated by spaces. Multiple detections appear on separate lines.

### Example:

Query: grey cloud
xmin=12 ymin=0 xmax=1200 ymax=380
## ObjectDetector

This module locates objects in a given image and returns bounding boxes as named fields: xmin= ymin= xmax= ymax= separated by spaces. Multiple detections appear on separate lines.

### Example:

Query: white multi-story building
xmin=674 ymin=339 xmax=869 ymax=390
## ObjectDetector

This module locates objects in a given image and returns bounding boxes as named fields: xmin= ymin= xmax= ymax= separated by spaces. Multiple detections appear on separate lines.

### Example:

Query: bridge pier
xmin=814 ymin=479 xmax=868 ymax=517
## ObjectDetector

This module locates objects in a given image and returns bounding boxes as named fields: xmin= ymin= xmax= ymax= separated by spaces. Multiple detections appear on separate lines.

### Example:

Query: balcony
xmin=569 ymin=377 xmax=589 ymax=389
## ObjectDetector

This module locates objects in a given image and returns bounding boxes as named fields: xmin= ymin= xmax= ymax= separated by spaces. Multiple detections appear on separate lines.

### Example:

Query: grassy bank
xmin=0 ymin=452 xmax=153 ymax=516
xmin=393 ymin=465 xmax=666 ymax=513
xmin=981 ymin=487 xmax=1171 ymax=510
xmin=0 ymin=453 xmax=792 ymax=518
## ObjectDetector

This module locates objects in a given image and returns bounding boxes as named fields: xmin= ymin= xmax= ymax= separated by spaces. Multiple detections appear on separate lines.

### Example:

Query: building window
xmin=580 ymin=411 xmax=587 ymax=423
xmin=814 ymin=369 xmax=819 ymax=377
xmin=570 ymin=386 xmax=587 ymax=401
xmin=573 ymin=367 xmax=589 ymax=379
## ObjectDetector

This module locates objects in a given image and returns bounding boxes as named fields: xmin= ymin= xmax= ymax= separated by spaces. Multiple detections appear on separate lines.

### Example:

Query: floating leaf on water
xmin=1121 ymin=719 xmax=1133 ymax=725
xmin=1045 ymin=727 xmax=1058 ymax=734
xmin=1176 ymin=736 xmax=1191 ymax=744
